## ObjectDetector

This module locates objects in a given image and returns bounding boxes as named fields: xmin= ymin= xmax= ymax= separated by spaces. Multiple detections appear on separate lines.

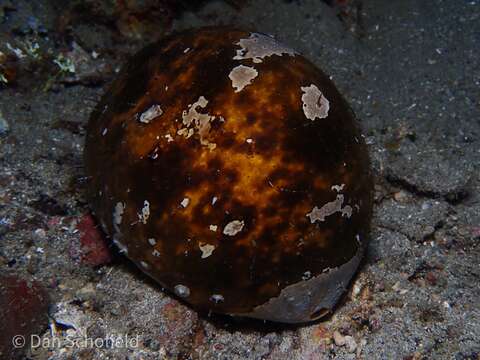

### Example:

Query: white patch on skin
xmin=113 ymin=202 xmax=125 ymax=234
xmin=223 ymin=220 xmax=245 ymax=236
xmin=355 ymin=234 xmax=361 ymax=244
xmin=233 ymin=33 xmax=296 ymax=63
xmin=209 ymin=225 xmax=218 ymax=232
xmin=150 ymin=151 xmax=159 ymax=160
xmin=199 ymin=243 xmax=215 ymax=259
xmin=210 ymin=294 xmax=224 ymax=303
xmin=306 ymin=194 xmax=353 ymax=223
xmin=99 ymin=219 xmax=106 ymax=230
xmin=148 ymin=238 xmax=156 ymax=246
xmin=301 ymin=84 xmax=330 ymax=121
xmin=183 ymin=47 xmax=190 ymax=53
xmin=229 ymin=65 xmax=258 ymax=92
xmin=138 ymin=104 xmax=163 ymax=124
xmin=112 ymin=237 xmax=128 ymax=254
xmin=152 ymin=249 xmax=160 ymax=257
xmin=302 ymin=271 xmax=312 ymax=281
xmin=174 ymin=284 xmax=190 ymax=298
xmin=178 ymin=96 xmax=217 ymax=150
xmin=101 ymin=128 xmax=108 ymax=136
xmin=342 ymin=205 xmax=353 ymax=218
xmin=111 ymin=201 xmax=127 ymax=253
xmin=246 ymin=138 xmax=253 ymax=143
xmin=164 ymin=134 xmax=174 ymax=142
xmin=211 ymin=196 xmax=218 ymax=205
xmin=138 ymin=200 xmax=150 ymax=224
xmin=177 ymin=128 xmax=192 ymax=138
xmin=331 ymin=184 xmax=345 ymax=192
xmin=140 ymin=261 xmax=149 ymax=269
xmin=180 ymin=197 xmax=190 ymax=208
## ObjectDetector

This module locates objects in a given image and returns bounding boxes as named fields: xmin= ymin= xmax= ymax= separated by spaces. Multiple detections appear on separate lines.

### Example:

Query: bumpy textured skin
xmin=84 ymin=27 xmax=373 ymax=323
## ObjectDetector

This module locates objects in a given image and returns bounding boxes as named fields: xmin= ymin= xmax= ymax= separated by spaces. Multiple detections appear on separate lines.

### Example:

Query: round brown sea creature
xmin=84 ymin=27 xmax=373 ymax=323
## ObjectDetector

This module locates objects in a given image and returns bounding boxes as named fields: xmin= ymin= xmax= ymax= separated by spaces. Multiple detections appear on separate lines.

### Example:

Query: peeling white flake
xmin=229 ymin=65 xmax=258 ymax=92
xmin=7 ymin=43 xmax=26 ymax=58
xmin=148 ymin=238 xmax=157 ymax=246
xmin=199 ymin=243 xmax=215 ymax=259
xmin=302 ymin=271 xmax=312 ymax=281
xmin=355 ymin=234 xmax=361 ymax=244
xmin=342 ymin=205 xmax=353 ymax=218
xmin=233 ymin=33 xmax=296 ymax=63
xmin=301 ymin=84 xmax=330 ymax=121
xmin=174 ymin=284 xmax=190 ymax=298
xmin=113 ymin=202 xmax=125 ymax=227
xmin=138 ymin=200 xmax=150 ymax=224
xmin=178 ymin=96 xmax=217 ymax=150
xmin=138 ymin=104 xmax=163 ymax=124
xmin=113 ymin=202 xmax=126 ymax=239
xmin=112 ymin=238 xmax=128 ymax=254
xmin=223 ymin=220 xmax=244 ymax=236
xmin=306 ymin=194 xmax=353 ymax=223
xmin=210 ymin=294 xmax=224 ymax=303
xmin=331 ymin=184 xmax=345 ymax=192
xmin=181 ymin=197 xmax=190 ymax=208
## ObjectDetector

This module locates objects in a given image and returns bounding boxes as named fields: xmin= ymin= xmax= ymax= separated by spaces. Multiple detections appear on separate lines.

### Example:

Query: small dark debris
xmin=30 ymin=193 xmax=68 ymax=216
xmin=444 ymin=188 xmax=470 ymax=205
xmin=51 ymin=119 xmax=85 ymax=134
xmin=7 ymin=258 xmax=16 ymax=267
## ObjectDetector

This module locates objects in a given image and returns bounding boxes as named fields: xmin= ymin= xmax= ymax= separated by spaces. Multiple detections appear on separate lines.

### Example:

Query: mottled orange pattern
xmin=84 ymin=27 xmax=373 ymax=321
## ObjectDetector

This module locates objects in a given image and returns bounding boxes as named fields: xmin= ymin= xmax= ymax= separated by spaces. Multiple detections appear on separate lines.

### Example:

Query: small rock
xmin=145 ymin=338 xmax=161 ymax=351
xmin=76 ymin=283 xmax=96 ymax=302
xmin=357 ymin=339 xmax=367 ymax=357
xmin=109 ymin=301 xmax=123 ymax=316
xmin=374 ymin=281 xmax=385 ymax=292
xmin=0 ymin=275 xmax=50 ymax=360
xmin=333 ymin=330 xmax=346 ymax=346
xmin=313 ymin=325 xmax=331 ymax=344
xmin=58 ymin=42 xmax=113 ymax=86
xmin=393 ymin=190 xmax=408 ymax=202
xmin=87 ymin=323 xmax=105 ymax=340
xmin=425 ymin=271 xmax=438 ymax=286
xmin=351 ymin=280 xmax=362 ymax=298
xmin=33 ymin=228 xmax=46 ymax=239
xmin=422 ymin=225 xmax=436 ymax=238
xmin=77 ymin=214 xmax=112 ymax=267
xmin=392 ymin=281 xmax=408 ymax=294
xmin=344 ymin=335 xmax=357 ymax=353
xmin=52 ymin=301 xmax=88 ymax=332
xmin=26 ymin=255 xmax=40 ymax=275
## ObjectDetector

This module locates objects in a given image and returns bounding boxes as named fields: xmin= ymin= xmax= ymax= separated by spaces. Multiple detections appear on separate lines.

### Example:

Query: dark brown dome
xmin=84 ymin=26 xmax=373 ymax=323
